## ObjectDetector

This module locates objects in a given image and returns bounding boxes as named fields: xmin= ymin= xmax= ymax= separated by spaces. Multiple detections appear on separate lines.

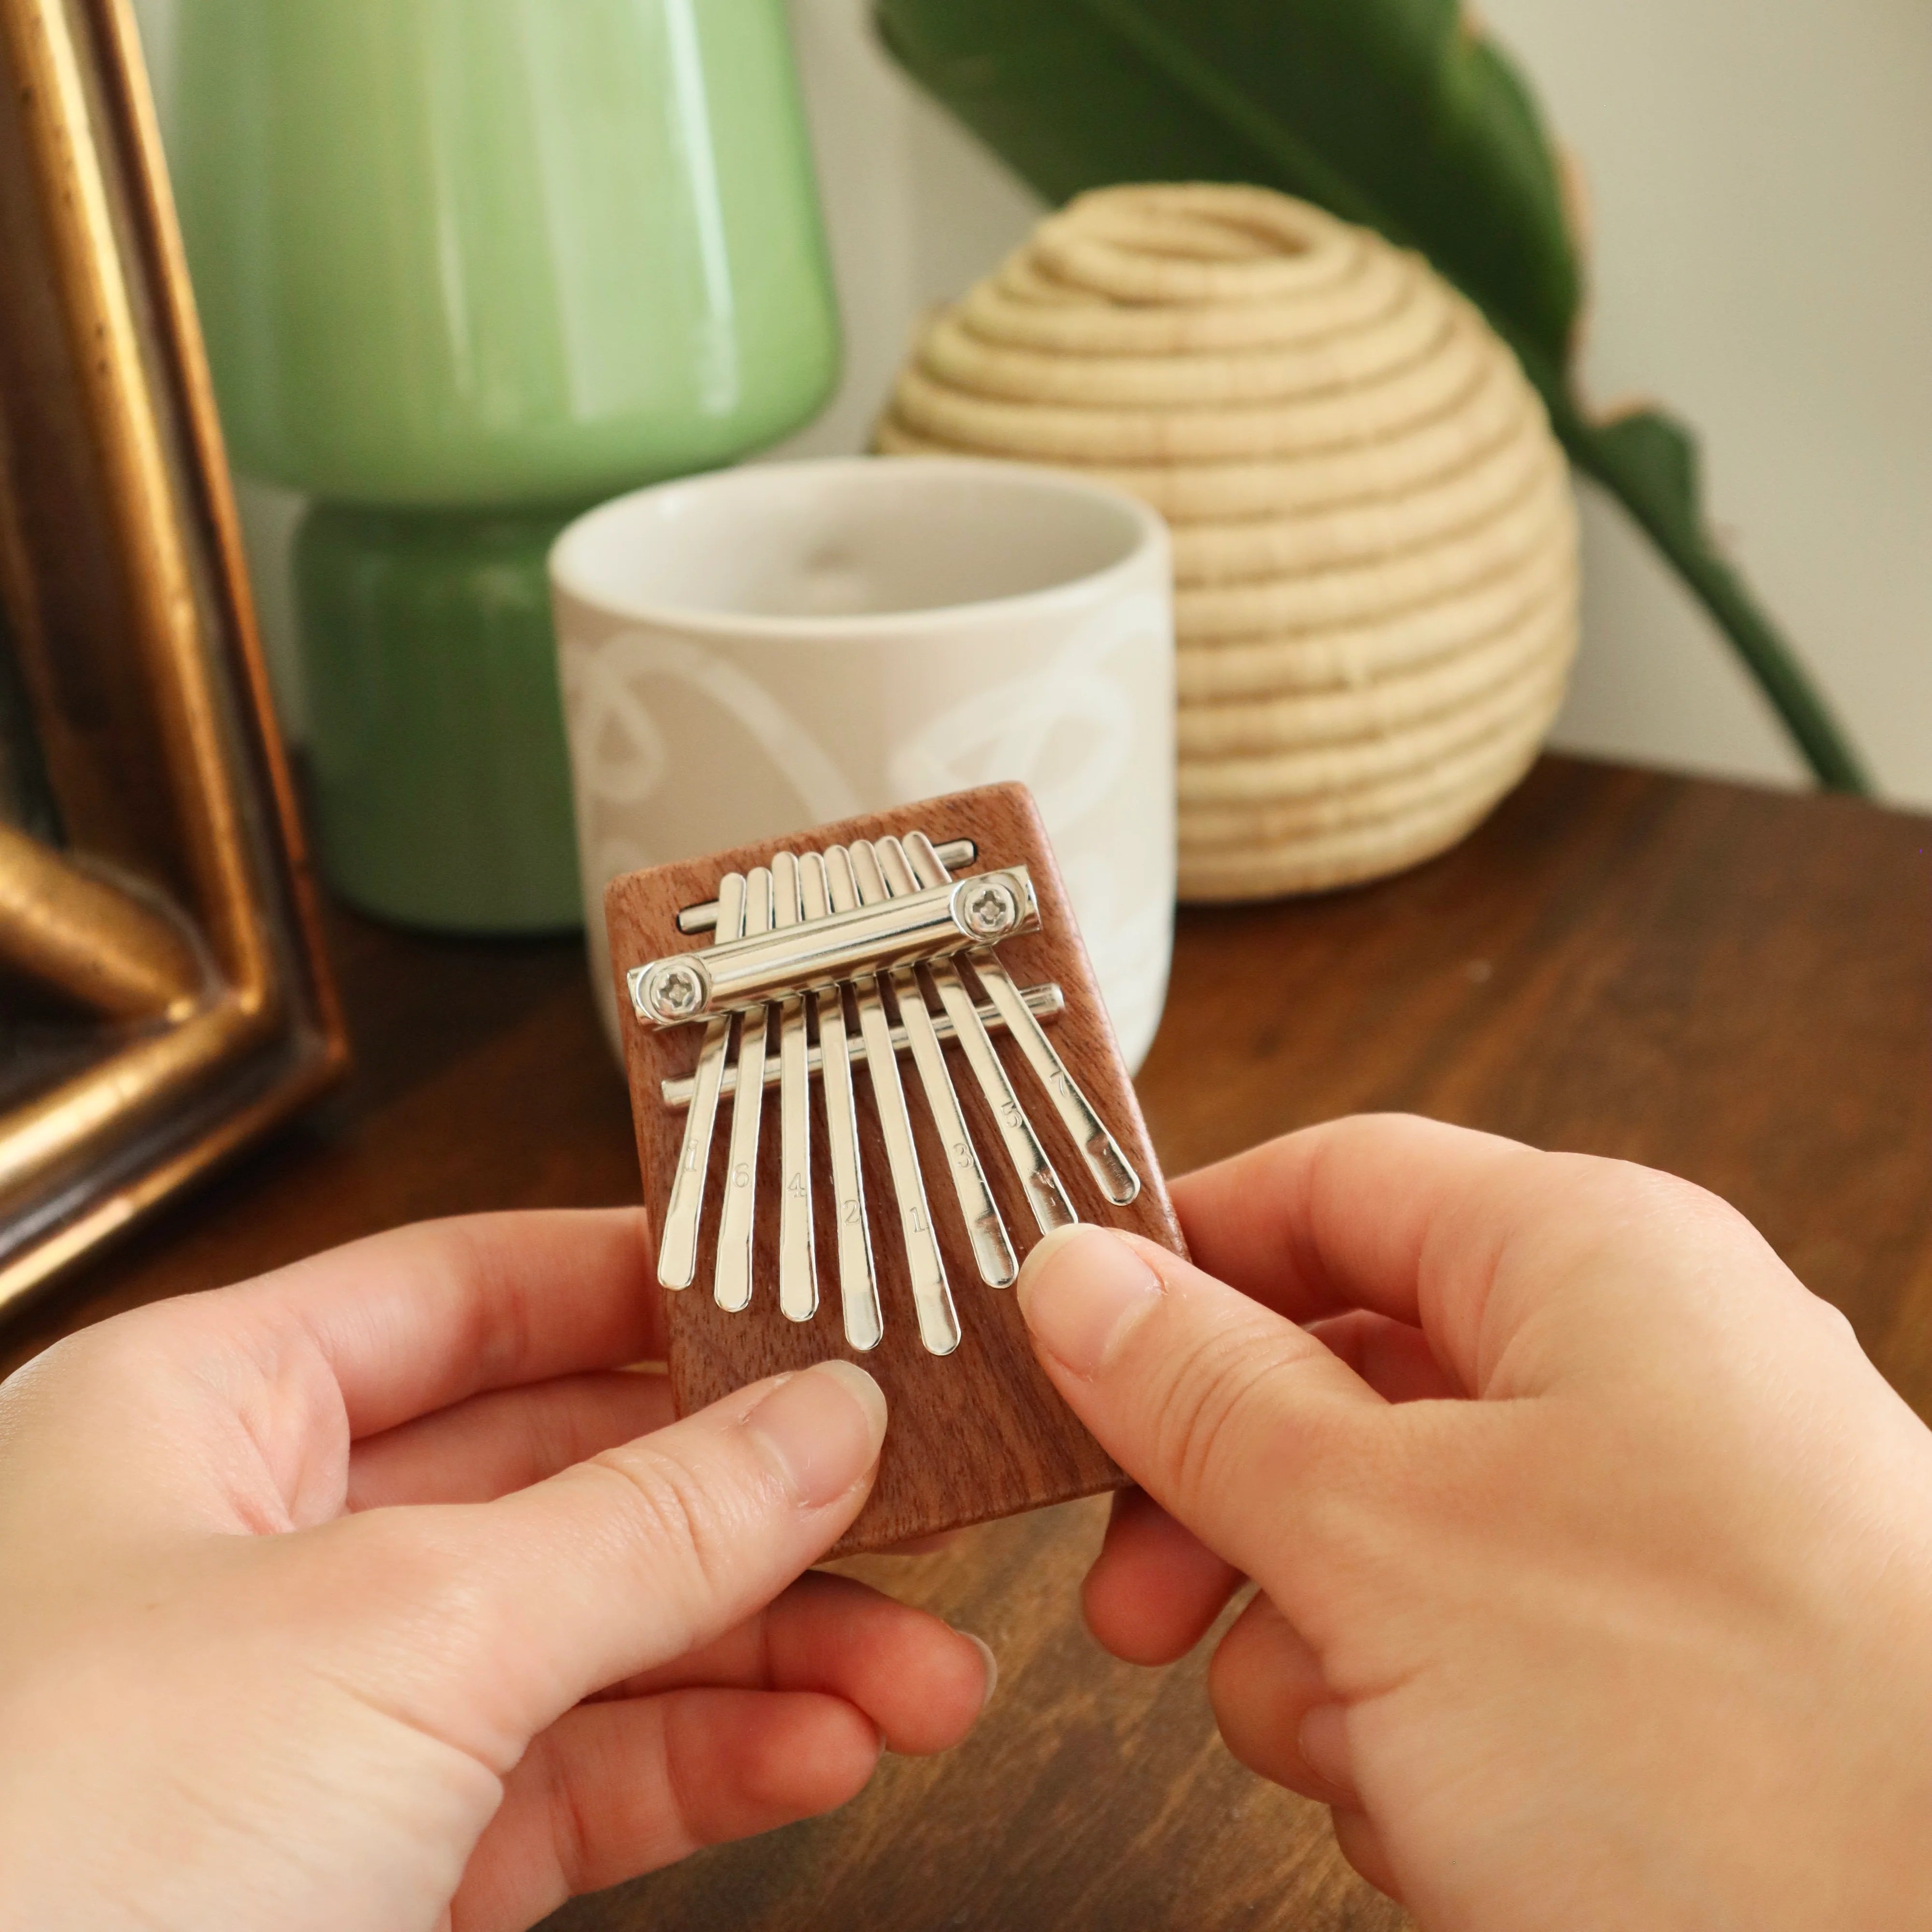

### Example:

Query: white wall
xmin=133 ymin=0 xmax=1932 ymax=805
xmin=1487 ymin=0 xmax=1932 ymax=801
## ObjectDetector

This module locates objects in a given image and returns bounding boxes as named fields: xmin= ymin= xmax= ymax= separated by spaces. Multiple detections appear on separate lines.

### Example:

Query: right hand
xmin=1015 ymin=1114 xmax=1932 ymax=1930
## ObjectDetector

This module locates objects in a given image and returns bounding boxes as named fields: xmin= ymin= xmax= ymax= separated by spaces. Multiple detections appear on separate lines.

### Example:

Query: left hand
xmin=0 ymin=1210 xmax=992 ymax=1932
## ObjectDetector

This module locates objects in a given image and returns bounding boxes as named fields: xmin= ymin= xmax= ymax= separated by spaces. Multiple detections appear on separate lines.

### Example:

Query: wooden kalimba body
xmin=606 ymin=783 xmax=1184 ymax=1553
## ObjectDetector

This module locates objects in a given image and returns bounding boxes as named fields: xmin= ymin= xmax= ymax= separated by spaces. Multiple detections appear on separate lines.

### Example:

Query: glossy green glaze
xmin=168 ymin=0 xmax=840 ymax=931
xmin=172 ymin=0 xmax=839 ymax=507
xmin=295 ymin=507 xmax=583 ymax=933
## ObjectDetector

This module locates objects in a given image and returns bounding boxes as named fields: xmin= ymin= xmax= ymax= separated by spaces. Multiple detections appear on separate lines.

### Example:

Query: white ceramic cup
xmin=549 ymin=455 xmax=1176 ymax=1069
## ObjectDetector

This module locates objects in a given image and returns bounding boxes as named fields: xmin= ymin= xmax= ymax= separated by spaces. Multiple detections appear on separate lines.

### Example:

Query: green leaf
xmin=874 ymin=0 xmax=1871 ymax=793
xmin=877 ymin=0 xmax=1580 ymax=388
xmin=1559 ymin=403 xmax=1870 ymax=791
xmin=1589 ymin=408 xmax=1702 ymax=529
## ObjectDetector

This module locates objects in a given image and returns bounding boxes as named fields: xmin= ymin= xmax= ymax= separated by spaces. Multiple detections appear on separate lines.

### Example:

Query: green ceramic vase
xmin=170 ymin=0 xmax=840 ymax=931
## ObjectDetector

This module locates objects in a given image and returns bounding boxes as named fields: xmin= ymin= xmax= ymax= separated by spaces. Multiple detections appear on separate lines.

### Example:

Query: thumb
xmin=1017 ymin=1225 xmax=1382 ymax=1587
xmin=320 ymin=1360 xmax=886 ymax=1751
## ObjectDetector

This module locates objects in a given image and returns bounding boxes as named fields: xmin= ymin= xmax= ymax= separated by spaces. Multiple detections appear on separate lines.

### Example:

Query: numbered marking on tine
xmin=771 ymin=851 xmax=817 ymax=1324
xmin=903 ymin=830 xmax=1140 ymax=1207
xmin=714 ymin=866 xmax=773 ymax=1311
xmin=869 ymin=838 xmax=1019 ymax=1283
xmin=927 ymin=959 xmax=1076 ymax=1234
xmin=828 ymin=845 xmax=960 ymax=1356
xmin=896 ymin=835 xmax=1082 ymax=1236
xmin=801 ymin=851 xmax=881 ymax=1351
xmin=656 ymin=872 xmax=746 ymax=1289
xmin=895 ymin=834 xmax=1075 ymax=1237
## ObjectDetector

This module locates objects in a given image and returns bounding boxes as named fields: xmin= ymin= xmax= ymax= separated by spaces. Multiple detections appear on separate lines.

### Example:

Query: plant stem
xmin=1540 ymin=391 xmax=1873 ymax=795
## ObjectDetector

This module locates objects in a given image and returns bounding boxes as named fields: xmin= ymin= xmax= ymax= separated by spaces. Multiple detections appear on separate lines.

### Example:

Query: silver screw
xmin=644 ymin=961 xmax=707 ymax=1022
xmin=962 ymin=879 xmax=1020 ymax=939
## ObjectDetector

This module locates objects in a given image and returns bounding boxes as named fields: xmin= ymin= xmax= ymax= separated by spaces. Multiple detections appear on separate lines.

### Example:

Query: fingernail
xmin=1015 ymin=1224 xmax=1163 ymax=1378
xmin=1297 ymin=1703 xmax=1356 ymax=1802
xmin=962 ymin=1631 xmax=999 ymax=1710
xmin=745 ymin=1361 xmax=887 ymax=1508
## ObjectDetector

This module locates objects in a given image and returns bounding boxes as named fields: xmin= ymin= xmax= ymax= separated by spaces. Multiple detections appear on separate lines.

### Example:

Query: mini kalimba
xmin=606 ymin=783 xmax=1185 ymax=1553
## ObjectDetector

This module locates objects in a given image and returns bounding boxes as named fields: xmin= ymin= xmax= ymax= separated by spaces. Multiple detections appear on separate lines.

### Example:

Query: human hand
xmin=1015 ymin=1115 xmax=1932 ymax=1930
xmin=0 ymin=1211 xmax=991 ymax=1932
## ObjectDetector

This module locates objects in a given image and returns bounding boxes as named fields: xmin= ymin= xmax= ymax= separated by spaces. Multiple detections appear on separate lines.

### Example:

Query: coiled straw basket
xmin=876 ymin=183 xmax=1579 ymax=901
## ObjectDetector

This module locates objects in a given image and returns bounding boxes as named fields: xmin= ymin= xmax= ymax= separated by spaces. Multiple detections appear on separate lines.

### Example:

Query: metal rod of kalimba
xmin=714 ymin=866 xmax=774 ymax=1311
xmin=903 ymin=830 xmax=1140 ymax=1206
xmin=826 ymin=844 xmax=960 ymax=1356
xmin=855 ymin=839 xmax=1016 ymax=1289
xmin=656 ymin=870 xmax=746 ymax=1289
xmin=658 ymin=980 xmax=1067 ymax=1108
xmin=770 ymin=852 xmax=817 ymax=1324
xmin=675 ymin=838 xmax=978 ymax=935
xmin=880 ymin=836 xmax=1075 ymax=1236
xmin=799 ymin=851 xmax=881 ymax=1351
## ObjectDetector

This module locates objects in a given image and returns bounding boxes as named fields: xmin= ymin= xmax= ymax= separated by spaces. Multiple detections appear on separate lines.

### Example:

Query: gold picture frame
xmin=0 ymin=0 xmax=346 ymax=1318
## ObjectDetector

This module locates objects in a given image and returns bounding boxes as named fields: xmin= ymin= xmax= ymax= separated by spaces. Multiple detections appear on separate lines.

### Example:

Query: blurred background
xmin=130 ymin=0 xmax=1932 ymax=805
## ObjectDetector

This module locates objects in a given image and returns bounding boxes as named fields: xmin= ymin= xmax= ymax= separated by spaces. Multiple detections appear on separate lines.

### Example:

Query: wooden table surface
xmin=5 ymin=754 xmax=1930 ymax=1931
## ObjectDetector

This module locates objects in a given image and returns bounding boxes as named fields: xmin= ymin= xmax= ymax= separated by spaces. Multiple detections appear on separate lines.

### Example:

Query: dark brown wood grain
xmin=4 ymin=754 xmax=1929 ymax=1932
xmin=602 ymin=783 xmax=1186 ymax=1554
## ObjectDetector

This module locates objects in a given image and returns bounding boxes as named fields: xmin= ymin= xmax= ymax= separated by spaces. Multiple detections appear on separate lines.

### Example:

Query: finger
xmin=217 ymin=1208 xmax=663 ymax=1437
xmin=1015 ymin=1222 xmax=1381 ymax=1591
xmin=346 ymin=1370 xmax=676 ymax=1508
xmin=451 ymin=1689 xmax=882 ymax=1932
xmin=603 ymin=1570 xmax=994 ymax=1756
xmin=1082 ymin=1489 xmax=1244 ymax=1665
xmin=1303 ymin=1311 xmax=1461 ymax=1403
xmin=1170 ymin=1114 xmax=1786 ymax=1394
xmin=1208 ymin=1592 xmax=1351 ymax=1806
xmin=1168 ymin=1115 xmax=1539 ymax=1330
xmin=1331 ymin=1804 xmax=1405 ymax=1906
xmin=313 ymin=1360 xmax=890 ymax=1762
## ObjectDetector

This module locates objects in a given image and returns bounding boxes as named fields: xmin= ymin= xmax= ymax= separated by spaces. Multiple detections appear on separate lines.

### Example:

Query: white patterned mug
xmin=549 ymin=455 xmax=1176 ymax=1068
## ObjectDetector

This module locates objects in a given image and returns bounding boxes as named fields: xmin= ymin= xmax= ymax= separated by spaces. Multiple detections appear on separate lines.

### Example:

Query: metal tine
xmin=657 ymin=871 xmax=746 ymax=1289
xmin=904 ymin=830 xmax=1140 ymax=1207
xmin=827 ymin=845 xmax=960 ymax=1356
xmin=894 ymin=834 xmax=1076 ymax=1236
xmin=770 ymin=852 xmax=817 ymax=1324
xmin=800 ymin=852 xmax=881 ymax=1351
xmin=678 ymin=837 xmax=978 ymax=935
xmin=861 ymin=840 xmax=1016 ymax=1288
xmin=714 ymin=866 xmax=773 ymax=1311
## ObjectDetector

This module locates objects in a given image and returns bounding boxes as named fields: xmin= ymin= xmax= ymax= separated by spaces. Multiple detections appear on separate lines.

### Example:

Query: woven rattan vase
xmin=876 ymin=183 xmax=1578 ymax=901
